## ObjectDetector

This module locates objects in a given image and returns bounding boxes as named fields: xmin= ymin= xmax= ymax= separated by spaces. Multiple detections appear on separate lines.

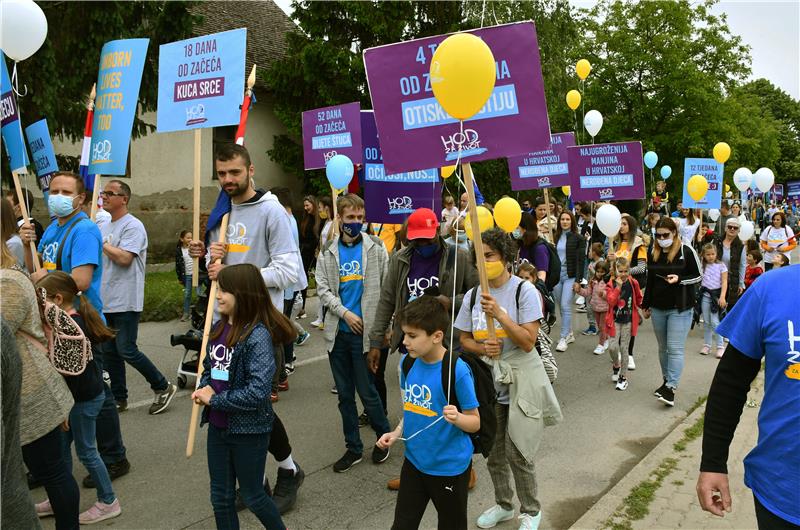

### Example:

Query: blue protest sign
xmin=25 ymin=119 xmax=59 ymax=190
xmin=89 ymin=38 xmax=149 ymax=175
xmin=682 ymin=158 xmax=723 ymax=209
xmin=1 ymin=51 xmax=30 ymax=172
xmin=157 ymin=29 xmax=246 ymax=133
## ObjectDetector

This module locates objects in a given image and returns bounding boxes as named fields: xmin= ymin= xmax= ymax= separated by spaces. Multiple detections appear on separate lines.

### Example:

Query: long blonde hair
xmin=651 ymin=217 xmax=682 ymax=263
xmin=1 ymin=240 xmax=16 ymax=269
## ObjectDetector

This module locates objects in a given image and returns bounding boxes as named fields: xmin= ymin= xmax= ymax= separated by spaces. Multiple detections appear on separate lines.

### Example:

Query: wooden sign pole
xmin=331 ymin=185 xmax=340 ymax=238
xmin=186 ymin=213 xmax=229 ymax=458
xmin=462 ymin=162 xmax=496 ymax=341
xmin=543 ymin=188 xmax=555 ymax=243
xmin=11 ymin=171 xmax=40 ymax=271
xmin=192 ymin=129 xmax=201 ymax=288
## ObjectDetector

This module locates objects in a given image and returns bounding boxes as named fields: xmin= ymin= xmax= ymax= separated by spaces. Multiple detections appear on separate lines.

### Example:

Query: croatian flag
xmin=79 ymin=105 xmax=95 ymax=192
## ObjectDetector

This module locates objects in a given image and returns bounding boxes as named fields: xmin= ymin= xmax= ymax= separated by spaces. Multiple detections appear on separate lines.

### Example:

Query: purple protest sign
xmin=567 ymin=141 xmax=645 ymax=201
xmin=508 ymin=132 xmax=575 ymax=191
xmin=302 ymin=102 xmax=363 ymax=170
xmin=363 ymin=22 xmax=551 ymax=175
xmin=360 ymin=111 xmax=441 ymax=224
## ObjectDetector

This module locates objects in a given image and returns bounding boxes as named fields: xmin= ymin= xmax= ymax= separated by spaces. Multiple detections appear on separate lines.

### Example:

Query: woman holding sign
xmin=641 ymin=218 xmax=703 ymax=407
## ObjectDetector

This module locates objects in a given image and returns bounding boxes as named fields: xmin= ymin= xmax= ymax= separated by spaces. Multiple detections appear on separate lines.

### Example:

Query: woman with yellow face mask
xmin=454 ymin=228 xmax=562 ymax=529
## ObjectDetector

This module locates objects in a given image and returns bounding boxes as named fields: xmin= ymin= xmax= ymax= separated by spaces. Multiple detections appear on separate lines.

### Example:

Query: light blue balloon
xmin=644 ymin=151 xmax=658 ymax=169
xmin=325 ymin=154 xmax=354 ymax=189
xmin=660 ymin=165 xmax=672 ymax=179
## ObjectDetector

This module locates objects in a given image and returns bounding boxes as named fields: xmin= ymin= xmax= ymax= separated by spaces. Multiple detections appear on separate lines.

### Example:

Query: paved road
xmin=38 ymin=296 xmax=725 ymax=529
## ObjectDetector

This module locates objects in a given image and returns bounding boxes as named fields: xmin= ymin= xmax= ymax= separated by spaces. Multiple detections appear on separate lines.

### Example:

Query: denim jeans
xmin=207 ymin=425 xmax=284 ymax=530
xmin=701 ymin=293 xmax=724 ymax=348
xmin=650 ymin=308 xmax=693 ymax=388
xmin=183 ymin=275 xmax=201 ymax=316
xmin=552 ymin=269 xmax=575 ymax=339
xmin=328 ymin=330 xmax=391 ymax=454
xmin=102 ymin=311 xmax=168 ymax=401
xmin=90 ymin=347 xmax=127 ymax=464
xmin=63 ymin=392 xmax=115 ymax=504
xmin=22 ymin=427 xmax=80 ymax=530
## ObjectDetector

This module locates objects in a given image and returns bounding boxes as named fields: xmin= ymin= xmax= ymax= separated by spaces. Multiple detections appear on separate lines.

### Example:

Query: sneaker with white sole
xmin=555 ymin=338 xmax=568 ymax=352
xmin=79 ymin=499 xmax=121 ymax=524
xmin=627 ymin=355 xmax=636 ymax=371
xmin=593 ymin=344 xmax=605 ymax=355
xmin=310 ymin=319 xmax=323 ymax=328
xmin=615 ymin=377 xmax=629 ymax=391
xmin=565 ymin=332 xmax=575 ymax=344
xmin=148 ymin=383 xmax=177 ymax=415
xmin=612 ymin=366 xmax=620 ymax=382
xmin=477 ymin=505 xmax=515 ymax=528
xmin=581 ymin=326 xmax=598 ymax=336
xmin=35 ymin=499 xmax=53 ymax=518
xmin=295 ymin=331 xmax=311 ymax=346
xmin=518 ymin=511 xmax=543 ymax=530
xmin=699 ymin=344 xmax=711 ymax=355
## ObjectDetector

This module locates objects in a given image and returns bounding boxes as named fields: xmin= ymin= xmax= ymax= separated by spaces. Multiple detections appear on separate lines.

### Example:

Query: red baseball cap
xmin=406 ymin=208 xmax=439 ymax=240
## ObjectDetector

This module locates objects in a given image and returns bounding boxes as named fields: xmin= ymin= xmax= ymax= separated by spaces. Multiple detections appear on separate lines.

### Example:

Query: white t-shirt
xmin=182 ymin=247 xmax=193 ymax=276
xmin=678 ymin=217 xmax=700 ymax=244
xmin=101 ymin=213 xmax=147 ymax=313
xmin=440 ymin=206 xmax=459 ymax=235
xmin=760 ymin=225 xmax=795 ymax=263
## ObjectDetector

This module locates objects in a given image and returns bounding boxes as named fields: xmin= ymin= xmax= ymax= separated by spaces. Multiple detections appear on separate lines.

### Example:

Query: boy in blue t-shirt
xmin=378 ymin=296 xmax=479 ymax=530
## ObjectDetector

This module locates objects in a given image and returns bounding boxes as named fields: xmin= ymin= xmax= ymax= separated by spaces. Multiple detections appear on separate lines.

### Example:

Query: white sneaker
xmin=627 ymin=356 xmax=636 ymax=370
xmin=565 ymin=332 xmax=575 ymax=344
xmin=518 ymin=512 xmax=543 ymax=530
xmin=477 ymin=505 xmax=515 ymax=529
xmin=575 ymin=296 xmax=585 ymax=306
xmin=616 ymin=377 xmax=629 ymax=391
xmin=593 ymin=344 xmax=605 ymax=355
xmin=310 ymin=319 xmax=323 ymax=328
xmin=555 ymin=338 xmax=568 ymax=352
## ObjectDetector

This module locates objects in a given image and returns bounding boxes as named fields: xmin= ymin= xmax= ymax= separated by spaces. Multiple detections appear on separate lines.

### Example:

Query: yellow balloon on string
xmin=429 ymin=33 xmax=496 ymax=120
xmin=493 ymin=197 xmax=522 ymax=232
xmin=576 ymin=59 xmax=591 ymax=80
xmin=561 ymin=185 xmax=571 ymax=196
xmin=687 ymin=174 xmax=709 ymax=201
xmin=713 ymin=142 xmax=731 ymax=164
xmin=465 ymin=206 xmax=494 ymax=240
xmin=566 ymin=90 xmax=581 ymax=111
xmin=441 ymin=165 xmax=456 ymax=179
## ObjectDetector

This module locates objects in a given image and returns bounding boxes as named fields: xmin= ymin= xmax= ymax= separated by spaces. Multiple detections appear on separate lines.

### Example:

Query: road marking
xmin=295 ymin=353 xmax=329 ymax=367
xmin=126 ymin=390 xmax=192 ymax=411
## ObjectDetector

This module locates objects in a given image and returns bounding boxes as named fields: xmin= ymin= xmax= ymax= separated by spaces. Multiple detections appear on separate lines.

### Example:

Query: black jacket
xmin=642 ymin=244 xmax=703 ymax=312
xmin=557 ymin=231 xmax=586 ymax=281
xmin=175 ymin=244 xmax=208 ymax=283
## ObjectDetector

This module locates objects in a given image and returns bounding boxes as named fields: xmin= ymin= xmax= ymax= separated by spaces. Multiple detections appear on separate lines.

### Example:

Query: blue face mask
xmin=457 ymin=233 xmax=468 ymax=243
xmin=48 ymin=194 xmax=77 ymax=218
xmin=341 ymin=222 xmax=363 ymax=238
xmin=415 ymin=241 xmax=439 ymax=258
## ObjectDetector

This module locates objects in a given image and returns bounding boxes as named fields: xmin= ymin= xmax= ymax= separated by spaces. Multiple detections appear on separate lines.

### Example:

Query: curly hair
xmin=481 ymin=228 xmax=517 ymax=265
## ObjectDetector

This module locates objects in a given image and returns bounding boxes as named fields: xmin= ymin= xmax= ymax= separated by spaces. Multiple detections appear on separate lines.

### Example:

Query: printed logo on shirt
xmin=402 ymin=382 xmax=437 ymax=417
xmin=407 ymin=275 xmax=439 ymax=301
xmin=471 ymin=305 xmax=510 ymax=341
xmin=209 ymin=343 xmax=233 ymax=381
xmin=226 ymin=222 xmax=251 ymax=253
xmin=42 ymin=241 xmax=58 ymax=270
xmin=339 ymin=260 xmax=363 ymax=283
xmin=785 ymin=320 xmax=800 ymax=381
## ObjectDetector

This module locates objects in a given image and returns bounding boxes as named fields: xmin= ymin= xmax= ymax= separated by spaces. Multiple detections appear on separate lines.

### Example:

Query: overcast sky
xmin=274 ymin=0 xmax=799 ymax=100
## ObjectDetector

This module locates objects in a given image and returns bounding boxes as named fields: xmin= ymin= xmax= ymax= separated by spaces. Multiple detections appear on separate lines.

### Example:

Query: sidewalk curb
xmin=569 ymin=401 xmax=708 ymax=529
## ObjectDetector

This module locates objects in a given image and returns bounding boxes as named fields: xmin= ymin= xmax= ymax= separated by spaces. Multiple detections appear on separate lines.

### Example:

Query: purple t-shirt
xmin=702 ymin=262 xmax=727 ymax=290
xmin=519 ymin=241 xmax=550 ymax=276
xmin=406 ymin=248 xmax=441 ymax=302
xmin=208 ymin=324 xmax=233 ymax=429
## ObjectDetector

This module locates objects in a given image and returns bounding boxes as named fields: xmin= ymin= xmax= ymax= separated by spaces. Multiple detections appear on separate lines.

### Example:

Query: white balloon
xmin=0 ymin=0 xmax=48 ymax=61
xmin=732 ymin=167 xmax=753 ymax=192
xmin=708 ymin=209 xmax=720 ymax=222
xmin=754 ymin=167 xmax=774 ymax=193
xmin=739 ymin=220 xmax=755 ymax=242
xmin=596 ymin=203 xmax=621 ymax=238
xmin=583 ymin=110 xmax=603 ymax=138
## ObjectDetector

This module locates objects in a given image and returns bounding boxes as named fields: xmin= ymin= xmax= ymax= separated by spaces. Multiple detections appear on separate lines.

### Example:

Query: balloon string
xmin=11 ymin=62 xmax=28 ymax=98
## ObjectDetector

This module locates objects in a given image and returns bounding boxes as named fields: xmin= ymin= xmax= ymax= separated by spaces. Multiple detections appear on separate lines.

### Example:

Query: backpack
xmin=30 ymin=287 xmax=93 ymax=376
xmin=534 ymin=239 xmax=562 ymax=290
xmin=402 ymin=350 xmax=497 ymax=458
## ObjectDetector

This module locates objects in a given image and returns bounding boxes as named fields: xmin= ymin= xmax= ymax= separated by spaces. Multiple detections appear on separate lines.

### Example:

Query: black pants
xmin=282 ymin=297 xmax=296 ymax=366
xmin=268 ymin=414 xmax=291 ymax=462
xmin=22 ymin=427 xmax=80 ymax=530
xmin=755 ymin=495 xmax=800 ymax=530
xmin=372 ymin=347 xmax=389 ymax=413
xmin=392 ymin=458 xmax=470 ymax=530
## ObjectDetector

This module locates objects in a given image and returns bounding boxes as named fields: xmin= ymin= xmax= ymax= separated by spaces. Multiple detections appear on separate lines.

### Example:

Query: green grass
xmin=142 ymin=271 xmax=184 ymax=322
xmin=673 ymin=414 xmax=705 ymax=452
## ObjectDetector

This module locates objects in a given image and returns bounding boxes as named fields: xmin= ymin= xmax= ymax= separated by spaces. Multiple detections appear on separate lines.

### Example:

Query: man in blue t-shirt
xmin=19 ymin=172 xmax=130 ymax=485
xmin=697 ymin=264 xmax=799 ymax=528
xmin=315 ymin=194 xmax=392 ymax=473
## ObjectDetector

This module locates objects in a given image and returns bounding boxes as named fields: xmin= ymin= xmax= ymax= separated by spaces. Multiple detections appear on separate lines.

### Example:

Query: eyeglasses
xmin=655 ymin=232 xmax=672 ymax=239
xmin=100 ymin=191 xmax=126 ymax=198
xmin=727 ymin=225 xmax=740 ymax=231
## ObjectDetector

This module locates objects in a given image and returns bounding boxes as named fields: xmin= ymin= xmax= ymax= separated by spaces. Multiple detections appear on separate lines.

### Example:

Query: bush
xmin=142 ymin=271 xmax=184 ymax=322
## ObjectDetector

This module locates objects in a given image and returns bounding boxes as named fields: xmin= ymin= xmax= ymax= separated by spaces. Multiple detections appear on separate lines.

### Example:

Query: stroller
xmin=170 ymin=270 xmax=211 ymax=389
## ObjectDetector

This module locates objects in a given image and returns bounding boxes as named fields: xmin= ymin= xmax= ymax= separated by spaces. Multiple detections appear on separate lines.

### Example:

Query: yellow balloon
xmin=440 ymin=165 xmax=456 ymax=179
xmin=725 ymin=183 xmax=730 ymax=193
xmin=430 ymin=33 xmax=496 ymax=120
xmin=493 ymin=197 xmax=522 ymax=232
xmin=576 ymin=59 xmax=591 ymax=80
xmin=561 ymin=185 xmax=571 ymax=196
xmin=566 ymin=90 xmax=581 ymax=111
xmin=713 ymin=142 xmax=731 ymax=164
xmin=687 ymin=174 xmax=709 ymax=202
xmin=465 ymin=206 xmax=494 ymax=240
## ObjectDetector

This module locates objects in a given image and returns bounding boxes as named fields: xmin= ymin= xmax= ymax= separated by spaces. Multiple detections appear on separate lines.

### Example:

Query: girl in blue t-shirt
xmin=192 ymin=264 xmax=295 ymax=530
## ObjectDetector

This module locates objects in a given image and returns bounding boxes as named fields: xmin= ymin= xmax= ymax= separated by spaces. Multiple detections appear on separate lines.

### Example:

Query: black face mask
xmin=414 ymin=240 xmax=440 ymax=258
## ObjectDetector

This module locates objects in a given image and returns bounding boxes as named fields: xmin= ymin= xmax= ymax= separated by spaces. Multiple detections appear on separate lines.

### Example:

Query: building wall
xmin=45 ymin=91 xmax=298 ymax=262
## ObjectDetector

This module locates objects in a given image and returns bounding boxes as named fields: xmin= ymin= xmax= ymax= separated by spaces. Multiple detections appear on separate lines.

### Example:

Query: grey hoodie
xmin=207 ymin=191 xmax=302 ymax=309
